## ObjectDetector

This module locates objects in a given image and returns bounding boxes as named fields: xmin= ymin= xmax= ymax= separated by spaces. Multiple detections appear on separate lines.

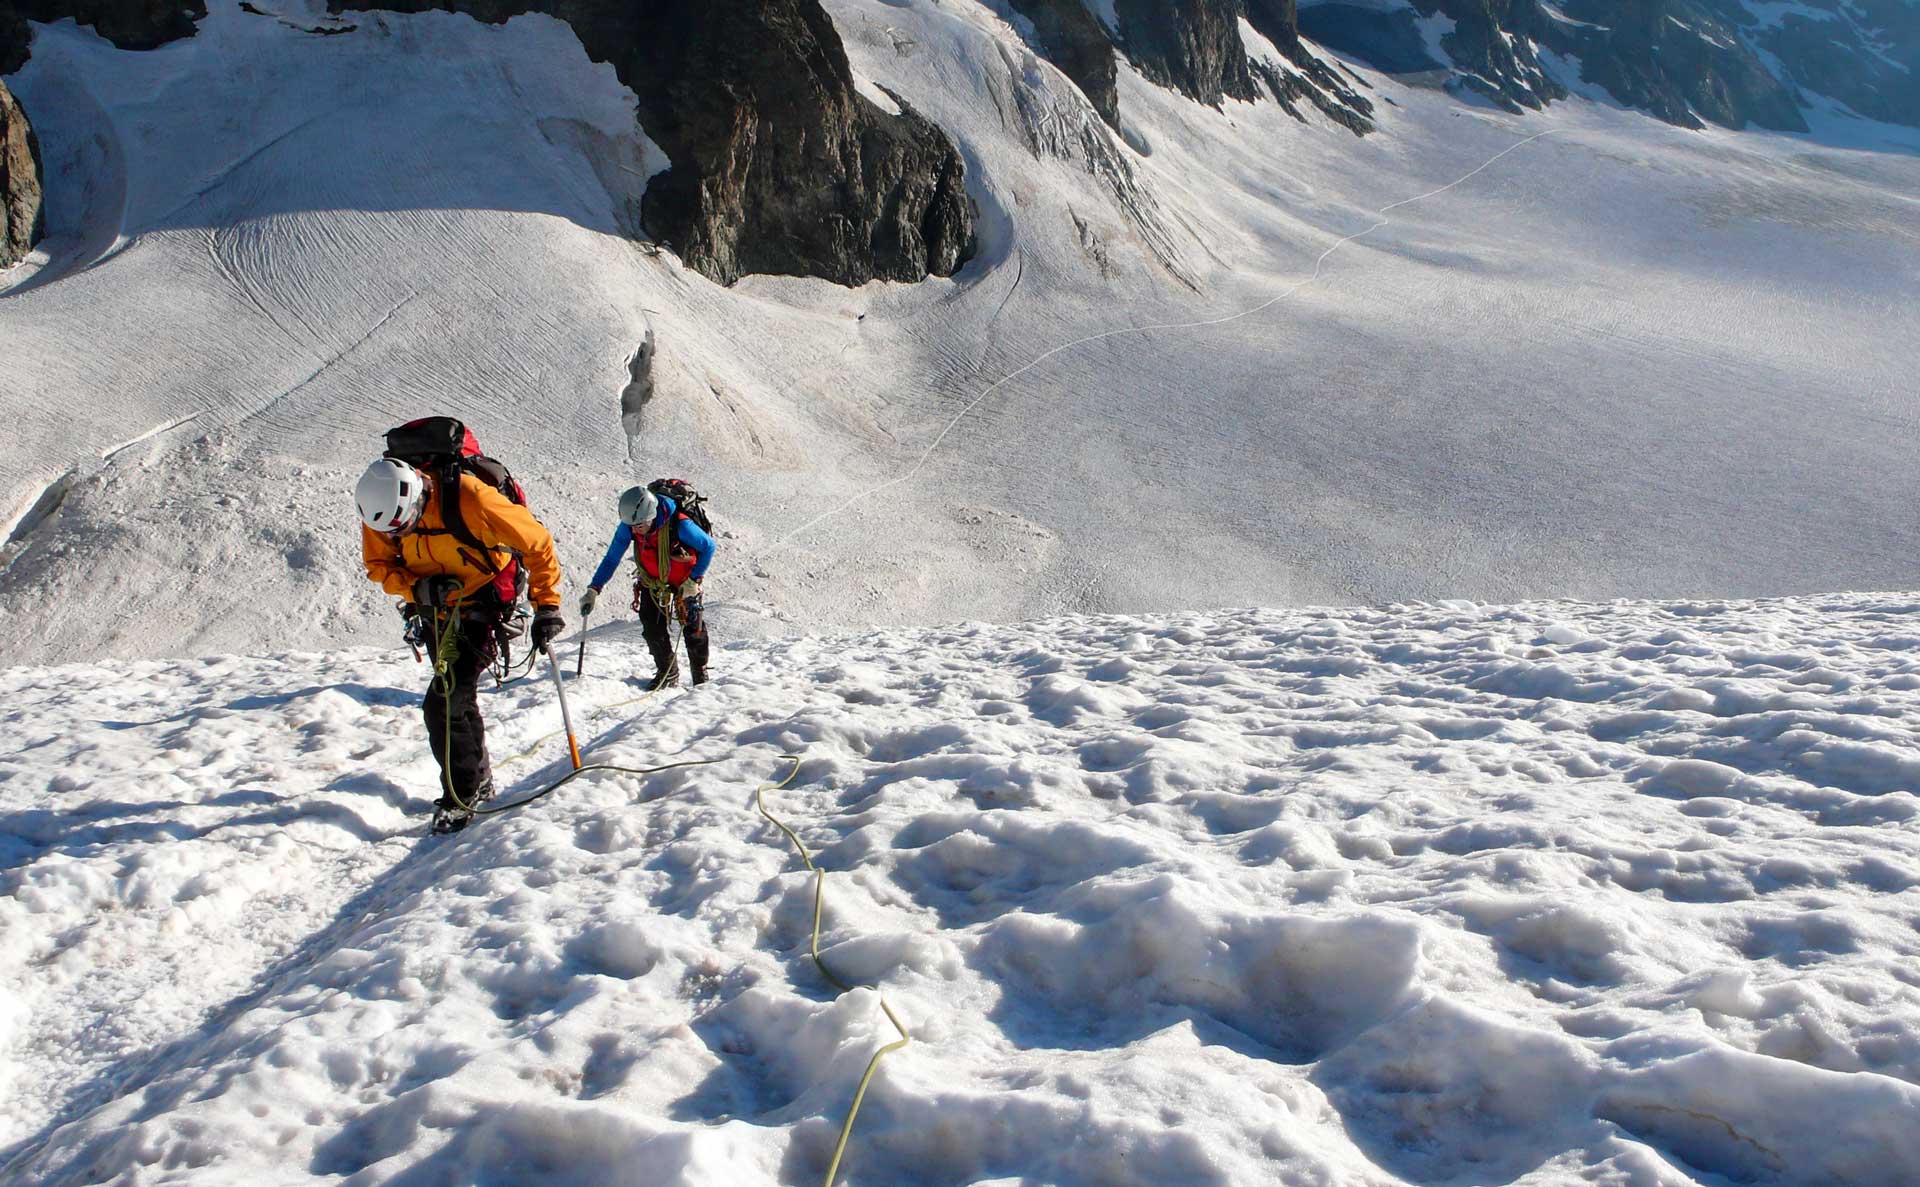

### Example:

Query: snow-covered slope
xmin=3 ymin=594 xmax=1917 ymax=1184
xmin=1 ymin=0 xmax=1917 ymax=665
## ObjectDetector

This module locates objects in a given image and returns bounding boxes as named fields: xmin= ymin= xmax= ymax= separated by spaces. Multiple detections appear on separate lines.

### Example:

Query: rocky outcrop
xmin=3 ymin=0 xmax=973 ymax=288
xmin=1421 ymin=0 xmax=1566 ymax=113
xmin=1298 ymin=3 xmax=1443 ymax=74
xmin=1299 ymin=0 xmax=1916 ymax=132
xmin=1008 ymin=0 xmax=1372 ymax=133
xmin=1 ymin=0 xmax=209 ymax=73
xmin=1723 ymin=0 xmax=1918 ymax=127
xmin=1113 ymin=0 xmax=1262 ymax=107
xmin=1243 ymin=0 xmax=1375 ymax=133
xmin=1545 ymin=1 xmax=1805 ymax=132
xmin=331 ymin=0 xmax=974 ymax=286
xmin=1004 ymin=0 xmax=1119 ymax=127
xmin=1 ymin=77 xmax=42 ymax=268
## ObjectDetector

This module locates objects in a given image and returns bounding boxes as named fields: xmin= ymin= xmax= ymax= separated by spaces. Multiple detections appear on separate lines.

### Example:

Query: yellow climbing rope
xmin=431 ymin=599 xmax=473 ymax=812
xmin=756 ymin=758 xmax=913 ymax=1187
xmin=474 ymin=609 xmax=908 ymax=1187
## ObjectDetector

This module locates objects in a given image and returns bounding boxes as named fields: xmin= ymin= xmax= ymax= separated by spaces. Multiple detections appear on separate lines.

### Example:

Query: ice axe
xmin=544 ymin=644 xmax=583 ymax=771
xmin=576 ymin=606 xmax=590 ymax=677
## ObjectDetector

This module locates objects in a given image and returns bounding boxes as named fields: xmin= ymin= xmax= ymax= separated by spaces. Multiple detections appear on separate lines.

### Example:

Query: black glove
xmin=412 ymin=575 xmax=463 ymax=608
xmin=530 ymin=605 xmax=565 ymax=651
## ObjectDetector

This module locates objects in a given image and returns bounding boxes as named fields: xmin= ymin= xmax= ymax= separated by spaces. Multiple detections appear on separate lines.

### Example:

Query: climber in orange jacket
xmin=357 ymin=454 xmax=564 ymax=832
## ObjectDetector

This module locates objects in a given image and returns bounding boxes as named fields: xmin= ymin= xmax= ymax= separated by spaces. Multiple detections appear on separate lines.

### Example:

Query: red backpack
xmin=383 ymin=417 xmax=529 ymax=607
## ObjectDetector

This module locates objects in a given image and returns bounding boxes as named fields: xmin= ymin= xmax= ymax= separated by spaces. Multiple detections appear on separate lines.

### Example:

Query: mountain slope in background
xmin=0 ymin=0 xmax=977 ymax=287
xmin=1299 ymin=0 xmax=1920 ymax=132
xmin=0 ymin=0 xmax=1915 ymax=670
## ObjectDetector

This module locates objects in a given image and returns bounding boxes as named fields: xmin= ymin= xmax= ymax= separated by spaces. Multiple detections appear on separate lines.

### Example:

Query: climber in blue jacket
xmin=580 ymin=484 xmax=715 ymax=689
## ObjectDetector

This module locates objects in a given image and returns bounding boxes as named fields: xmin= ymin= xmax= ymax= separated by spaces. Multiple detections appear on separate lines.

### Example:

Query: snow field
xmin=3 ymin=593 xmax=1918 ymax=1184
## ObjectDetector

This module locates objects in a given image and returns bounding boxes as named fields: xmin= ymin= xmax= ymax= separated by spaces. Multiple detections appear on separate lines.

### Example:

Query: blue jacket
xmin=589 ymin=495 xmax=714 ymax=591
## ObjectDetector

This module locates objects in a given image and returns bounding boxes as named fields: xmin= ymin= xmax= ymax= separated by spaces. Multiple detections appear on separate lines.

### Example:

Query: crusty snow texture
xmin=3 ymin=594 xmax=1918 ymax=1185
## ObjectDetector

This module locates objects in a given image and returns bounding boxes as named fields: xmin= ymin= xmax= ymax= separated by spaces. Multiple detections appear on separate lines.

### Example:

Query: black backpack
xmin=383 ymin=416 xmax=529 ymax=604
xmin=647 ymin=477 xmax=713 ymax=536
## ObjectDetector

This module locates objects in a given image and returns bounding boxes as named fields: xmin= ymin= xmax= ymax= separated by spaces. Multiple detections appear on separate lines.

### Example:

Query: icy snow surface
xmin=2 ymin=7 xmax=1919 ymax=1179
xmin=3 ymin=593 xmax=1919 ymax=1184
xmin=2 ymin=1 xmax=1918 ymax=664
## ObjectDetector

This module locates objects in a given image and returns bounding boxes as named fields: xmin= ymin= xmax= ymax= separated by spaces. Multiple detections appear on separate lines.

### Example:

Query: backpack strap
xmin=435 ymin=464 xmax=504 ymax=575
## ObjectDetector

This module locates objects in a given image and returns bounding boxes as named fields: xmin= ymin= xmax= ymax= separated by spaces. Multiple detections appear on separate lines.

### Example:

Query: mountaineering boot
xmin=690 ymin=665 xmax=708 ymax=686
xmin=432 ymin=776 xmax=495 ymax=834
xmin=644 ymin=668 xmax=677 ymax=692
xmin=430 ymin=801 xmax=475 ymax=834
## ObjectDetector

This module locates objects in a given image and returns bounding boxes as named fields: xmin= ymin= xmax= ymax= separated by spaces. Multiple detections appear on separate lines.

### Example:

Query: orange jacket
xmin=362 ymin=472 xmax=562 ymax=607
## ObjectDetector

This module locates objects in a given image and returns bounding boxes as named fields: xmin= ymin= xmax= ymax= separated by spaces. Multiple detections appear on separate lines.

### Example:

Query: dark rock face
xmin=1299 ymin=0 xmax=1917 ymax=131
xmin=3 ymin=0 xmax=974 ymax=288
xmin=1 ymin=7 xmax=23 ymax=76
xmin=1022 ymin=0 xmax=1370 ymax=133
xmin=1299 ymin=3 xmax=1443 ymax=73
xmin=1 ymin=76 xmax=42 ymax=268
xmin=1 ymin=0 xmax=209 ymax=73
xmin=1741 ymin=0 xmax=1919 ymax=128
xmin=1243 ymin=0 xmax=1375 ymax=133
xmin=1419 ymin=0 xmax=1566 ymax=113
xmin=1113 ymin=0 xmax=1262 ymax=107
xmin=1003 ymin=0 xmax=1119 ymax=126
xmin=332 ymin=0 xmax=974 ymax=287
xmin=1547 ymin=1 xmax=1806 ymax=132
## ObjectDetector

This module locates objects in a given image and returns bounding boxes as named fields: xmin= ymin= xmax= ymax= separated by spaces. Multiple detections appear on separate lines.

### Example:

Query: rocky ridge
xmin=1 ymin=0 xmax=1914 ymax=289
xmin=1001 ymin=0 xmax=1119 ymax=126
xmin=0 ymin=76 xmax=40 ymax=268
xmin=332 ymin=0 xmax=975 ymax=287
xmin=1007 ymin=0 xmax=1375 ymax=133
xmin=1298 ymin=0 xmax=1920 ymax=132
xmin=0 ymin=0 xmax=976 ymax=287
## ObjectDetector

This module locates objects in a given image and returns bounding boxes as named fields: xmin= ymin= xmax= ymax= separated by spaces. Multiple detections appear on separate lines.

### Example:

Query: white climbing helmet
xmin=618 ymin=485 xmax=658 ymax=527
xmin=355 ymin=458 xmax=429 ymax=533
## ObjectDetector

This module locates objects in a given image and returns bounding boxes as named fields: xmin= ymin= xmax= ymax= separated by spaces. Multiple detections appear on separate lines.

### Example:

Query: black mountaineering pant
xmin=639 ymin=587 xmax=709 ymax=682
xmin=423 ymin=609 xmax=498 ymax=808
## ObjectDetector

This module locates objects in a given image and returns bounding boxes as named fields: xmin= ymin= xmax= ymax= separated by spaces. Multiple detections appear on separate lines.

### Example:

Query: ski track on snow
xmin=766 ymin=130 xmax=1564 ymax=553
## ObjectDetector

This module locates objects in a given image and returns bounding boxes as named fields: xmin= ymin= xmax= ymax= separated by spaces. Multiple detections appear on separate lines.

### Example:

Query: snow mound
xmin=4 ymin=592 xmax=1918 ymax=1184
